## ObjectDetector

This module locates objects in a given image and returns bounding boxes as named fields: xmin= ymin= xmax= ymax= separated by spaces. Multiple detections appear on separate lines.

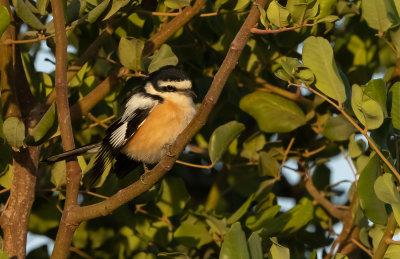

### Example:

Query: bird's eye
xmin=164 ymin=85 xmax=175 ymax=92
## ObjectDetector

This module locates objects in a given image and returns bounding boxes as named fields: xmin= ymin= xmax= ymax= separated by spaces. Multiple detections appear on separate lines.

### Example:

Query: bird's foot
xmin=140 ymin=163 xmax=151 ymax=185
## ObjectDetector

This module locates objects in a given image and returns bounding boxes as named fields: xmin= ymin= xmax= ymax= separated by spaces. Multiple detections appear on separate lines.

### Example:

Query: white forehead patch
xmin=158 ymin=80 xmax=192 ymax=90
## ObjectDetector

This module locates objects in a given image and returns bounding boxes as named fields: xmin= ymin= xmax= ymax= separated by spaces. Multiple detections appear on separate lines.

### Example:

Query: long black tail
xmin=43 ymin=143 xmax=102 ymax=162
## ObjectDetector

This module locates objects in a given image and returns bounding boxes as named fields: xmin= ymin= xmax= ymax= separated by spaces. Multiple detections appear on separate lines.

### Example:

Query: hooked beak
xmin=185 ymin=89 xmax=197 ymax=99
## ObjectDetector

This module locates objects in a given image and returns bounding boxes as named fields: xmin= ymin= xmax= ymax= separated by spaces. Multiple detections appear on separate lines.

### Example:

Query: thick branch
xmin=50 ymin=0 xmax=82 ymax=258
xmin=68 ymin=0 xmax=268 ymax=223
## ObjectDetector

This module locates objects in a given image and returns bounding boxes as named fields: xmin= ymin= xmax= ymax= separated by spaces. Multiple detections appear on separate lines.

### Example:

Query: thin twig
xmin=87 ymin=113 xmax=108 ymax=128
xmin=69 ymin=246 xmax=93 ymax=259
xmin=281 ymin=137 xmax=295 ymax=167
xmin=175 ymin=160 xmax=214 ymax=169
xmin=339 ymin=146 xmax=358 ymax=185
xmin=303 ymin=145 xmax=327 ymax=157
xmin=88 ymin=115 xmax=115 ymax=128
xmin=4 ymin=26 xmax=75 ymax=45
xmin=82 ymin=191 xmax=109 ymax=200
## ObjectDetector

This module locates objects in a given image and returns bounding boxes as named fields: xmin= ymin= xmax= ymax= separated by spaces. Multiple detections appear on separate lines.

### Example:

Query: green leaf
xmin=73 ymin=222 xmax=88 ymax=249
xmin=24 ymin=103 xmax=58 ymax=146
xmin=391 ymin=82 xmax=400 ymax=130
xmin=286 ymin=0 xmax=308 ymax=25
xmin=240 ymin=92 xmax=307 ymax=133
xmin=102 ymin=0 xmax=130 ymax=20
xmin=357 ymin=152 xmax=388 ymax=224
xmin=245 ymin=205 xmax=281 ymax=231
xmin=164 ymin=0 xmax=190 ymax=9
xmin=0 ymin=250 xmax=9 ymax=259
xmin=316 ymin=15 xmax=340 ymax=23
xmin=12 ymin=0 xmax=44 ymax=29
xmin=174 ymin=218 xmax=213 ymax=248
xmin=248 ymin=232 xmax=263 ymax=259
xmin=132 ymin=252 xmax=157 ymax=259
xmin=87 ymin=0 xmax=110 ymax=23
xmin=374 ymin=173 xmax=400 ymax=205
xmin=302 ymin=36 xmax=347 ymax=104
xmin=156 ymin=177 xmax=190 ymax=216
xmin=361 ymin=0 xmax=392 ymax=32
xmin=29 ymin=200 xmax=60 ymax=234
xmin=390 ymin=26 xmax=400 ymax=53
xmin=322 ymin=114 xmax=356 ymax=141
xmin=385 ymin=245 xmax=400 ymax=259
xmin=240 ymin=134 xmax=266 ymax=161
xmin=36 ymin=0 xmax=49 ymax=14
xmin=270 ymin=238 xmax=290 ymax=259
xmin=51 ymin=161 xmax=66 ymax=188
xmin=259 ymin=151 xmax=280 ymax=177
xmin=0 ymin=6 xmax=10 ymax=38
xmin=118 ymin=37 xmax=144 ymax=72
xmin=3 ymin=117 xmax=25 ymax=148
xmin=332 ymin=254 xmax=349 ymax=259
xmin=148 ymin=44 xmax=179 ymax=74
xmin=364 ymin=79 xmax=387 ymax=117
xmin=348 ymin=134 xmax=365 ymax=158
xmin=227 ymin=194 xmax=255 ymax=225
xmin=0 ymin=165 xmax=13 ymax=188
xmin=267 ymin=1 xmax=290 ymax=27
xmin=351 ymin=84 xmax=384 ymax=130
xmin=220 ymin=222 xmax=250 ymax=259
xmin=209 ymin=121 xmax=245 ymax=163
xmin=374 ymin=173 xmax=400 ymax=225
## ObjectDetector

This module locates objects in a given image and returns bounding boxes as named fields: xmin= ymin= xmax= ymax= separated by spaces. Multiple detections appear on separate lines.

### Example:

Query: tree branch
xmin=68 ymin=0 xmax=268 ymax=223
xmin=50 ymin=0 xmax=82 ymax=258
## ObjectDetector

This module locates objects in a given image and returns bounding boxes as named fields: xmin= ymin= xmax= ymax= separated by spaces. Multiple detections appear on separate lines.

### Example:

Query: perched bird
xmin=46 ymin=66 xmax=197 ymax=186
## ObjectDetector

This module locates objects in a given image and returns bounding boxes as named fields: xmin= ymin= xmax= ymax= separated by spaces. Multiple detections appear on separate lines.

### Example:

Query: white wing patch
xmin=158 ymin=80 xmax=192 ymax=90
xmin=122 ymin=93 xmax=158 ymax=121
xmin=109 ymin=122 xmax=128 ymax=148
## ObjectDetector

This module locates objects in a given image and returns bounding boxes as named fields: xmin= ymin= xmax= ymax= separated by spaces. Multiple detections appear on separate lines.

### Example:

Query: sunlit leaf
xmin=351 ymin=84 xmax=384 ymax=130
xmin=24 ymin=103 xmax=58 ymax=146
xmin=322 ymin=114 xmax=356 ymax=141
xmin=164 ymin=0 xmax=190 ymax=9
xmin=267 ymin=1 xmax=290 ymax=27
xmin=148 ymin=44 xmax=179 ymax=73
xmin=87 ymin=0 xmax=110 ymax=23
xmin=0 ymin=6 xmax=10 ymax=38
xmin=240 ymin=92 xmax=306 ymax=133
xmin=248 ymin=232 xmax=263 ymax=259
xmin=361 ymin=0 xmax=392 ymax=32
xmin=240 ymin=134 xmax=266 ymax=161
xmin=270 ymin=237 xmax=290 ymax=259
xmin=302 ymin=36 xmax=346 ymax=104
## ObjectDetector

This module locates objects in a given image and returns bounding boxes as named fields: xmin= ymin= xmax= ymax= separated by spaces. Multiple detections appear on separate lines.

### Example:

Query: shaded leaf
xmin=259 ymin=151 xmax=280 ymax=177
xmin=3 ymin=117 xmax=25 ymax=148
xmin=248 ymin=232 xmax=263 ymax=259
xmin=165 ymin=0 xmax=190 ymax=9
xmin=391 ymin=82 xmax=400 ymax=130
xmin=240 ymin=134 xmax=266 ymax=161
xmin=103 ymin=0 xmax=131 ymax=20
xmin=156 ymin=177 xmax=190 ymax=216
xmin=357 ymin=153 xmax=388 ymax=224
xmin=24 ymin=103 xmax=58 ymax=146
xmin=246 ymin=205 xmax=280 ymax=231
xmin=174 ymin=220 xmax=212 ymax=248
xmin=240 ymin=92 xmax=306 ymax=133
xmin=51 ymin=161 xmax=66 ymax=188
xmin=220 ymin=222 xmax=250 ymax=259
xmin=118 ymin=37 xmax=144 ymax=71
xmin=227 ymin=194 xmax=255 ymax=225
xmin=12 ymin=0 xmax=44 ymax=29
xmin=302 ymin=36 xmax=346 ymax=104
xmin=209 ymin=121 xmax=245 ymax=163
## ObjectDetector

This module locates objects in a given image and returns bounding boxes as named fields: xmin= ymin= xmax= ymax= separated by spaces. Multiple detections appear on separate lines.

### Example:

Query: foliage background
xmin=0 ymin=0 xmax=400 ymax=258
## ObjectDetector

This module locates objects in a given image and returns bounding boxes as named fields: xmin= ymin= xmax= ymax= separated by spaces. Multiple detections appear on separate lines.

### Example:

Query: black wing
xmin=84 ymin=108 xmax=153 ymax=187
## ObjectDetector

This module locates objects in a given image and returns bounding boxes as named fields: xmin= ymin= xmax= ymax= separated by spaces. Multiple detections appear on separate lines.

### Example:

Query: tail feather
xmin=44 ymin=143 xmax=102 ymax=162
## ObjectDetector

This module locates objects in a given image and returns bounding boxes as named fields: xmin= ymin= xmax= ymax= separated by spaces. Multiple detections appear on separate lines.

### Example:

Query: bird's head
xmin=144 ymin=66 xmax=197 ymax=101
